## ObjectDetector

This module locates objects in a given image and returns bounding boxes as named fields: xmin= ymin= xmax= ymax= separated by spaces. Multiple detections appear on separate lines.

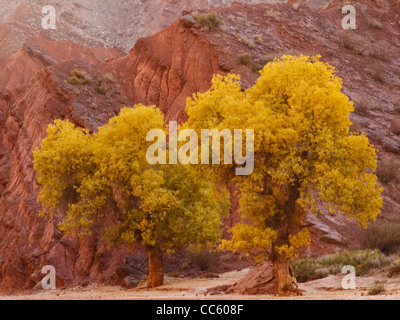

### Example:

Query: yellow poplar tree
xmin=33 ymin=105 xmax=229 ymax=288
xmin=183 ymin=56 xmax=383 ymax=296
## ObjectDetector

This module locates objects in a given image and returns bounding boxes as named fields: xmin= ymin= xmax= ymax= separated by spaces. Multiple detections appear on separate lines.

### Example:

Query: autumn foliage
xmin=34 ymin=56 xmax=382 ymax=295
xmin=33 ymin=105 xmax=229 ymax=288
xmin=184 ymin=55 xmax=383 ymax=295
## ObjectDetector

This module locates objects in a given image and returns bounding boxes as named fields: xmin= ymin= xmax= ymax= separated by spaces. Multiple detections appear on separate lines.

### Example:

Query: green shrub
xmin=194 ymin=11 xmax=223 ymax=31
xmin=292 ymin=249 xmax=389 ymax=283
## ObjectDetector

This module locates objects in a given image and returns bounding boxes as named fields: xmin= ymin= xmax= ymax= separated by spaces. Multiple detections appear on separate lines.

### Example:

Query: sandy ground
xmin=2 ymin=268 xmax=400 ymax=300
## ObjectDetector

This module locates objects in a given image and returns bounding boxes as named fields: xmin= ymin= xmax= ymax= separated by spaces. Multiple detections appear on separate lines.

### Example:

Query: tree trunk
xmin=273 ymin=254 xmax=301 ymax=297
xmin=146 ymin=246 xmax=164 ymax=288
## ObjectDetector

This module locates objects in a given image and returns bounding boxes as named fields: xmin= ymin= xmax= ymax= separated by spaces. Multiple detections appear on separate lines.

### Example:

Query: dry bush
xmin=94 ymin=79 xmax=110 ymax=95
xmin=265 ymin=9 xmax=278 ymax=21
xmin=238 ymin=53 xmax=251 ymax=66
xmin=188 ymin=250 xmax=215 ymax=271
xmin=376 ymin=157 xmax=399 ymax=184
xmin=68 ymin=69 xmax=91 ymax=85
xmin=370 ymin=46 xmax=389 ymax=62
xmin=338 ymin=30 xmax=360 ymax=51
xmin=368 ymin=283 xmax=386 ymax=296
xmin=370 ymin=62 xmax=386 ymax=84
xmin=236 ymin=34 xmax=255 ymax=49
xmin=367 ymin=17 xmax=383 ymax=29
xmin=354 ymin=97 xmax=371 ymax=115
xmin=254 ymin=34 xmax=263 ymax=45
xmin=364 ymin=222 xmax=400 ymax=254
xmin=194 ymin=11 xmax=223 ymax=31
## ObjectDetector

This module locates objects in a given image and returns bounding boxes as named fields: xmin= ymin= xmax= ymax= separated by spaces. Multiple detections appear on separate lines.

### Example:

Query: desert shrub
xmin=370 ymin=46 xmax=389 ymax=62
xmin=354 ymin=97 xmax=371 ymax=115
xmin=250 ymin=62 xmax=263 ymax=73
xmin=94 ymin=79 xmax=109 ymax=95
xmin=235 ymin=34 xmax=255 ymax=49
xmin=368 ymin=283 xmax=386 ymax=295
xmin=370 ymin=63 xmax=386 ymax=83
xmin=68 ymin=69 xmax=92 ymax=85
xmin=254 ymin=34 xmax=263 ymax=45
xmin=338 ymin=31 xmax=359 ymax=51
xmin=376 ymin=158 xmax=399 ymax=184
xmin=367 ymin=17 xmax=383 ymax=29
xmin=265 ymin=9 xmax=278 ymax=21
xmin=387 ymin=258 xmax=400 ymax=277
xmin=292 ymin=249 xmax=389 ymax=283
xmin=364 ymin=222 xmax=400 ymax=254
xmin=188 ymin=250 xmax=215 ymax=271
xmin=194 ymin=11 xmax=223 ymax=31
xmin=238 ymin=53 xmax=251 ymax=66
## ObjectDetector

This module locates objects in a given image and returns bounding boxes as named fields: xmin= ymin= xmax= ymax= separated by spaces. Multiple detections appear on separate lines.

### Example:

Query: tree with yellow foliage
xmin=183 ymin=56 xmax=383 ymax=296
xmin=33 ymin=105 xmax=229 ymax=288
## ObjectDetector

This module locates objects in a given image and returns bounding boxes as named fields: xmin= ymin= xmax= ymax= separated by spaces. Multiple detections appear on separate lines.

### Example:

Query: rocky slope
xmin=0 ymin=0 xmax=399 ymax=294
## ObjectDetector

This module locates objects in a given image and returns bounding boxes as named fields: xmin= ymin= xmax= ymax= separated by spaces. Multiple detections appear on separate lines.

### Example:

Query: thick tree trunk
xmin=146 ymin=246 xmax=164 ymax=288
xmin=273 ymin=254 xmax=301 ymax=297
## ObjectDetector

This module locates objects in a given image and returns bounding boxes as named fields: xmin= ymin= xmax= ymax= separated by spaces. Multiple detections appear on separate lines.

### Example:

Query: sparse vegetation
xmin=94 ymin=79 xmax=110 ymax=95
xmin=368 ymin=283 xmax=386 ymax=296
xmin=370 ymin=63 xmax=386 ymax=84
xmin=188 ymin=250 xmax=215 ymax=271
xmin=338 ymin=31 xmax=362 ymax=53
xmin=67 ymin=69 xmax=92 ymax=85
xmin=265 ymin=9 xmax=278 ymax=21
xmin=370 ymin=46 xmax=389 ymax=62
xmin=194 ymin=11 xmax=223 ymax=31
xmin=292 ymin=250 xmax=390 ymax=283
xmin=254 ymin=34 xmax=263 ymax=45
xmin=237 ymin=53 xmax=251 ymax=66
xmin=376 ymin=158 xmax=399 ymax=184
xmin=235 ymin=34 xmax=255 ymax=49
xmin=367 ymin=17 xmax=383 ymax=29
xmin=364 ymin=222 xmax=400 ymax=254
xmin=387 ymin=258 xmax=400 ymax=277
xmin=354 ymin=97 xmax=371 ymax=115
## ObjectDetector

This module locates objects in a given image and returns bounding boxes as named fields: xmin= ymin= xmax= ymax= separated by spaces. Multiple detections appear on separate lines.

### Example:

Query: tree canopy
xmin=33 ymin=105 xmax=229 ymax=287
xmin=183 ymin=55 xmax=383 ymax=295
